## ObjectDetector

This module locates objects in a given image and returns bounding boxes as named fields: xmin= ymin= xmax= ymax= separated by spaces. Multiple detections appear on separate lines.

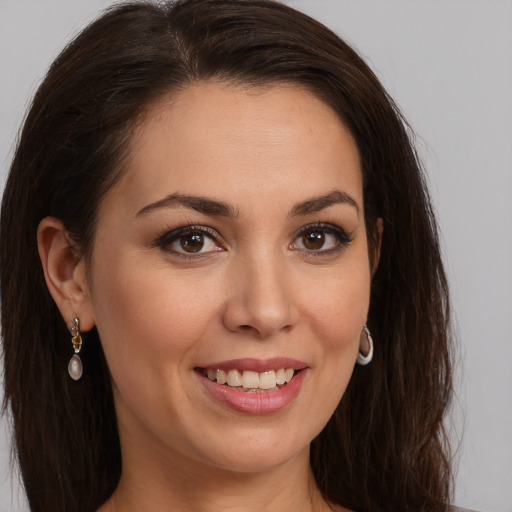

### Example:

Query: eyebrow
xmin=289 ymin=189 xmax=359 ymax=217
xmin=135 ymin=189 xmax=358 ymax=219
xmin=135 ymin=193 xmax=238 ymax=218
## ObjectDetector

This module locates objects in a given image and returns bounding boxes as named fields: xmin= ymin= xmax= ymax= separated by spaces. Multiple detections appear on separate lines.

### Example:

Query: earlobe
xmin=37 ymin=217 xmax=95 ymax=331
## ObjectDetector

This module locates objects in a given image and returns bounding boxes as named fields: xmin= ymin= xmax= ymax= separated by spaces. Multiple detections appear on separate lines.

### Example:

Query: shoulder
xmin=450 ymin=507 xmax=481 ymax=512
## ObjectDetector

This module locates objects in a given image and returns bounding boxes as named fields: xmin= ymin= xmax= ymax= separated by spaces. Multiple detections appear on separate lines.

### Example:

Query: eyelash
xmin=291 ymin=222 xmax=353 ymax=257
xmin=153 ymin=224 xmax=223 ymax=260
xmin=153 ymin=222 xmax=353 ymax=259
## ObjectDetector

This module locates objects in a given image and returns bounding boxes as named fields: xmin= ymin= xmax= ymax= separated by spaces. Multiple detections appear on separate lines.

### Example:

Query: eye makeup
xmin=290 ymin=222 xmax=353 ymax=258
xmin=153 ymin=224 xmax=225 ymax=260
xmin=152 ymin=219 xmax=353 ymax=263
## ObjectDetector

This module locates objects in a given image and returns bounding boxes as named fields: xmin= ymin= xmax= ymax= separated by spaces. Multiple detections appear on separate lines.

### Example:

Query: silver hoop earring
xmin=356 ymin=324 xmax=373 ymax=366
xmin=68 ymin=317 xmax=83 ymax=380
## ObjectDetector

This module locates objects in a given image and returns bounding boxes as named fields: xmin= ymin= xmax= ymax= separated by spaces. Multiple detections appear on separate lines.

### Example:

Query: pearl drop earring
xmin=68 ymin=317 xmax=83 ymax=380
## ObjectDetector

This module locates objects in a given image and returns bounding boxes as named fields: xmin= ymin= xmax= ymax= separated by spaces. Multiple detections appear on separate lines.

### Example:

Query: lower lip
xmin=196 ymin=369 xmax=307 ymax=414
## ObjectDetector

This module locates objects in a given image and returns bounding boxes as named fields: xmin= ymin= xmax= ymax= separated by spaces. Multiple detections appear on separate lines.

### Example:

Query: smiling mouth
xmin=196 ymin=367 xmax=299 ymax=392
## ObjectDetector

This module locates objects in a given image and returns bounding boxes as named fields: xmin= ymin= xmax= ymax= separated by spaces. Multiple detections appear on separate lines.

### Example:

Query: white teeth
xmin=242 ymin=370 xmax=259 ymax=388
xmin=204 ymin=367 xmax=297 ymax=390
xmin=216 ymin=369 xmax=227 ymax=384
xmin=227 ymin=369 xmax=242 ymax=387
xmin=259 ymin=370 xmax=277 ymax=389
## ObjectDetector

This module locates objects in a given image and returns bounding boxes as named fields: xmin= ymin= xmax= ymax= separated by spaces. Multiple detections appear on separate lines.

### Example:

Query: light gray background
xmin=1 ymin=1 xmax=511 ymax=511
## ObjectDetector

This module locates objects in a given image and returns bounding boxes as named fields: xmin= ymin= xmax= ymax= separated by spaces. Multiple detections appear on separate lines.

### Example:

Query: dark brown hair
xmin=1 ymin=1 xmax=453 ymax=511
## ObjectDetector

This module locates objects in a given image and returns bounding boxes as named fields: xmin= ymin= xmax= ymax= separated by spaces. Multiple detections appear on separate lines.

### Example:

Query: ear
xmin=372 ymin=217 xmax=384 ymax=276
xmin=37 ymin=217 xmax=95 ymax=332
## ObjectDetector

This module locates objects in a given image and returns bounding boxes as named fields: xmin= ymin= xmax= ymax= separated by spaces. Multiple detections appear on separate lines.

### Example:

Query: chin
xmin=213 ymin=448 xmax=308 ymax=475
xmin=190 ymin=424 xmax=312 ymax=476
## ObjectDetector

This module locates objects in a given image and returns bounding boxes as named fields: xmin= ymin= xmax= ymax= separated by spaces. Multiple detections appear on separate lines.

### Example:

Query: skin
xmin=38 ymin=82 xmax=380 ymax=512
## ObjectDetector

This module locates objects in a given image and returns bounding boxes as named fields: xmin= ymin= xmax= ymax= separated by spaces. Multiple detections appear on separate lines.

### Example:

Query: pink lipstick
xmin=195 ymin=358 xmax=308 ymax=414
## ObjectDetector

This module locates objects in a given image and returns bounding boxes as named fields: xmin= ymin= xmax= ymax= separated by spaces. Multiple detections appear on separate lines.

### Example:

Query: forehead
xmin=115 ymin=81 xmax=362 ymax=212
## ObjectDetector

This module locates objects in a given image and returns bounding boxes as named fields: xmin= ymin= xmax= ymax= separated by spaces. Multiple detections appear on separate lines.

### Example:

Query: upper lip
xmin=197 ymin=358 xmax=308 ymax=373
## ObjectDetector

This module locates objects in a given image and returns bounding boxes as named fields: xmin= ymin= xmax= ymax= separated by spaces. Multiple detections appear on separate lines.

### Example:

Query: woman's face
xmin=84 ymin=82 xmax=373 ymax=474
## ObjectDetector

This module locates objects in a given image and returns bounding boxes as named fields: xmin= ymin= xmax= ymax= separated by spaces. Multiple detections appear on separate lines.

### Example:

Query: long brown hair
xmin=1 ymin=1 xmax=453 ymax=510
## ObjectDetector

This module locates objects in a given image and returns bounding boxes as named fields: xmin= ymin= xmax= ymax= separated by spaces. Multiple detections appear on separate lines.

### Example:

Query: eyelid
xmin=152 ymin=221 xmax=352 ymax=259
xmin=290 ymin=222 xmax=353 ymax=252
xmin=153 ymin=224 xmax=224 ymax=255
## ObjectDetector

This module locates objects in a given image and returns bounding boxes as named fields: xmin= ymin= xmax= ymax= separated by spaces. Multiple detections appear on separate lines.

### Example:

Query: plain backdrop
xmin=1 ymin=1 xmax=511 ymax=511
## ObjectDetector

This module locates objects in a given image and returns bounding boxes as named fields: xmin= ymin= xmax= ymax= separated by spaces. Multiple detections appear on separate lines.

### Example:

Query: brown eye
xmin=301 ymin=231 xmax=325 ymax=250
xmin=290 ymin=223 xmax=351 ymax=254
xmin=180 ymin=233 xmax=204 ymax=252
xmin=159 ymin=226 xmax=223 ymax=257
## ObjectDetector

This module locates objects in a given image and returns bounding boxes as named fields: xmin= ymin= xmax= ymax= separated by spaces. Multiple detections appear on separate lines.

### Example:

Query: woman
xmin=1 ymin=0 xmax=454 ymax=510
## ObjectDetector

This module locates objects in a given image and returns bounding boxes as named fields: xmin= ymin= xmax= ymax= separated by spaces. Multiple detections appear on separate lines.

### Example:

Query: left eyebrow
xmin=135 ymin=193 xmax=238 ymax=218
xmin=289 ymin=189 xmax=360 ymax=217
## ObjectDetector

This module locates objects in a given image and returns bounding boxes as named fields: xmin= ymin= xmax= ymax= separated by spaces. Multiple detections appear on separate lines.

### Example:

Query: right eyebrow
xmin=135 ymin=193 xmax=238 ymax=219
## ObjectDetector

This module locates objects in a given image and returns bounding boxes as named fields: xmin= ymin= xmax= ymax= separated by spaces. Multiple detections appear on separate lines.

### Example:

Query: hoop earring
xmin=356 ymin=324 xmax=374 ymax=366
xmin=68 ymin=317 xmax=83 ymax=380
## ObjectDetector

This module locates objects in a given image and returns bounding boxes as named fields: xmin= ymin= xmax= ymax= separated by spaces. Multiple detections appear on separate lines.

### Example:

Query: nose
xmin=222 ymin=251 xmax=299 ymax=339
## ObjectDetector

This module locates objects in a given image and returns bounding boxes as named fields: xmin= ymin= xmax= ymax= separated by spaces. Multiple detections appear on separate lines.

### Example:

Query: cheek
xmin=89 ymin=253 xmax=223 ymax=369
xmin=287 ymin=265 xmax=371 ymax=439
xmin=301 ymin=264 xmax=371 ymax=349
